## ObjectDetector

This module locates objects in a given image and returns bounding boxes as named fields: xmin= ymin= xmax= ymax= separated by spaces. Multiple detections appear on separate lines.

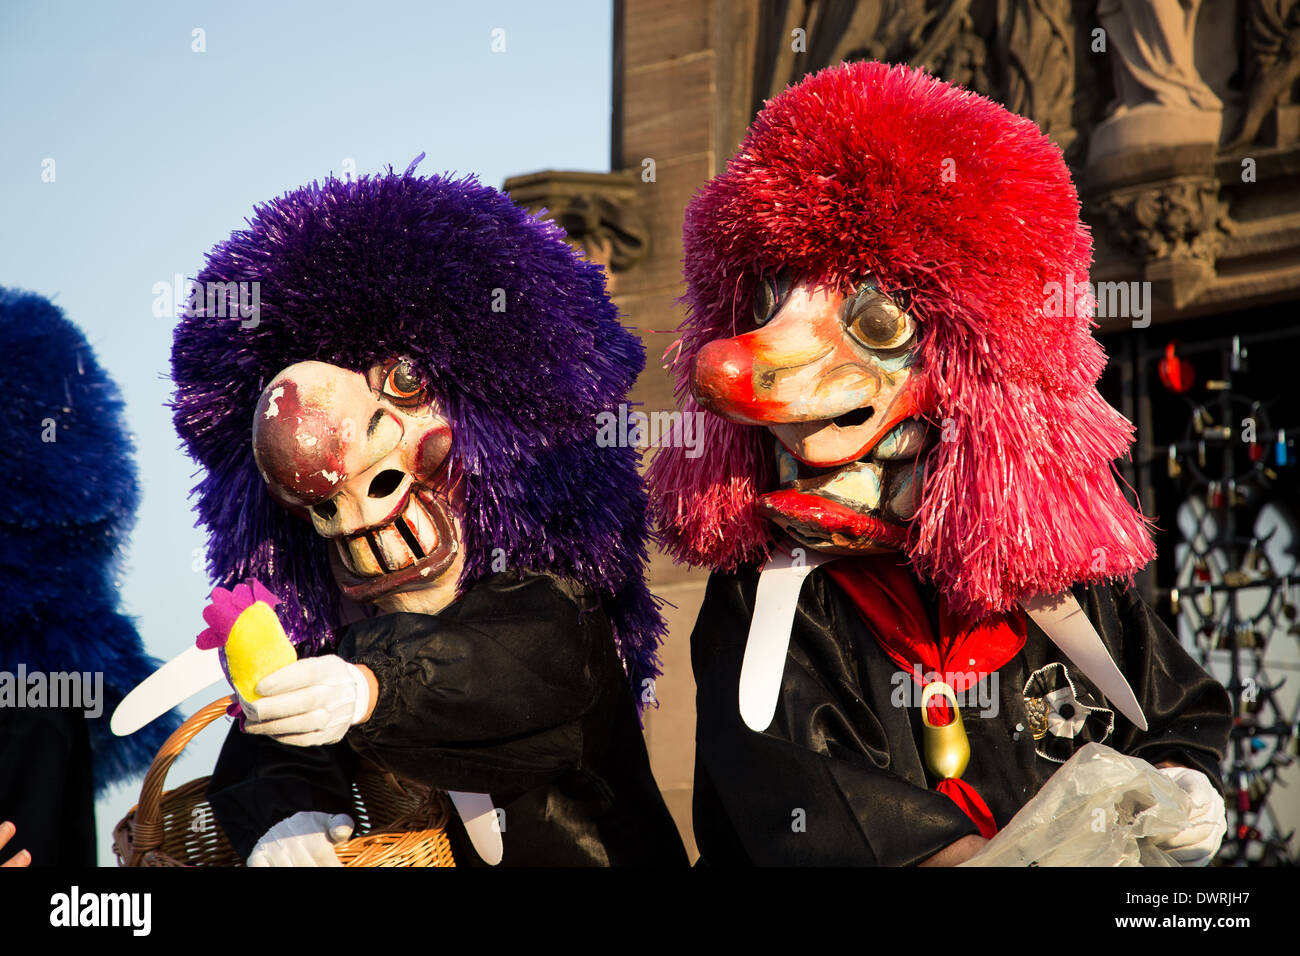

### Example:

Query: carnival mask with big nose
xmin=691 ymin=278 xmax=931 ymax=553
xmin=251 ymin=358 xmax=462 ymax=613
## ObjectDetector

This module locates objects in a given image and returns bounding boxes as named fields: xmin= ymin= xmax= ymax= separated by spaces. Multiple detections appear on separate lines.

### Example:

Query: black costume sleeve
xmin=207 ymin=573 xmax=616 ymax=859
xmin=0 ymin=708 xmax=95 ymax=866
xmin=692 ymin=570 xmax=977 ymax=866
xmin=335 ymin=572 xmax=606 ymax=794
xmin=1078 ymin=583 xmax=1232 ymax=793
xmin=207 ymin=725 xmax=358 ymax=861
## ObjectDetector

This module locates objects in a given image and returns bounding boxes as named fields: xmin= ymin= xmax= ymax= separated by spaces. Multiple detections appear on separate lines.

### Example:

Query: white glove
xmin=241 ymin=655 xmax=372 ymax=747
xmin=247 ymin=811 xmax=354 ymax=867
xmin=1156 ymin=765 xmax=1227 ymax=866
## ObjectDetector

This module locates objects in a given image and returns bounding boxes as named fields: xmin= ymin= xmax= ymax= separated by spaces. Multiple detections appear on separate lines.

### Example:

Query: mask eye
xmin=381 ymin=359 xmax=425 ymax=406
xmin=843 ymin=284 xmax=915 ymax=352
xmin=752 ymin=273 xmax=790 ymax=326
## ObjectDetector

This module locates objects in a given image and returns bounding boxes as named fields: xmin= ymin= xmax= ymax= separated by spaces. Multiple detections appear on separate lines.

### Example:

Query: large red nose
xmin=691 ymin=336 xmax=767 ymax=424
xmin=252 ymin=378 xmax=348 ymax=506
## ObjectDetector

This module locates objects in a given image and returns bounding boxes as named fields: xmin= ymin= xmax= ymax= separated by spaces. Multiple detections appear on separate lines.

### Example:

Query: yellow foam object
xmin=223 ymin=601 xmax=298 ymax=701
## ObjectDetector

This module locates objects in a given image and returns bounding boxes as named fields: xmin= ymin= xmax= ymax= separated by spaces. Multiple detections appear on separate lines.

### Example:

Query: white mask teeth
xmin=346 ymin=534 xmax=384 ymax=577
xmin=887 ymin=467 xmax=919 ymax=520
xmin=404 ymin=494 xmax=440 ymax=554
xmin=872 ymin=418 xmax=928 ymax=460
xmin=335 ymin=539 xmax=358 ymax=575
xmin=813 ymin=460 xmax=884 ymax=511
xmin=372 ymin=524 xmax=415 ymax=571
xmin=334 ymin=490 xmax=446 ymax=578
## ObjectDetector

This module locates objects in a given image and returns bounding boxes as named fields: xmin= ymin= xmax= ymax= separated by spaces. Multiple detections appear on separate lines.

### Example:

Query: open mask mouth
xmin=758 ymin=416 xmax=929 ymax=553
xmin=327 ymin=487 xmax=458 ymax=602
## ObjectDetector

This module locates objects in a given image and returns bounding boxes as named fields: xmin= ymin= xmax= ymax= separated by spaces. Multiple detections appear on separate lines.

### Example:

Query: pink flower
xmin=195 ymin=579 xmax=280 ymax=650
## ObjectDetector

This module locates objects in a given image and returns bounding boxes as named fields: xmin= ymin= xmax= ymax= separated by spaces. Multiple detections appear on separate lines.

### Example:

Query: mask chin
xmin=760 ymin=418 xmax=930 ymax=554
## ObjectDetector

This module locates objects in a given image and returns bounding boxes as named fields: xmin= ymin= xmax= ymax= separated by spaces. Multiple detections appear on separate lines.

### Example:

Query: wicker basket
xmin=114 ymin=696 xmax=455 ymax=867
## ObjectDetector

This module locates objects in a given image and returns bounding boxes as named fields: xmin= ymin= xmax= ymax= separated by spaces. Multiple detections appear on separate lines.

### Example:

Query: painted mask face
xmin=251 ymin=358 xmax=462 ymax=612
xmin=690 ymin=279 xmax=931 ymax=554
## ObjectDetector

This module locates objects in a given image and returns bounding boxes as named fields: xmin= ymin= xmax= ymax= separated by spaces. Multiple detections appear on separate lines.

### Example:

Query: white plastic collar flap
xmin=1021 ymin=591 xmax=1148 ymax=732
xmin=739 ymin=546 xmax=833 ymax=732
xmin=448 ymin=791 xmax=503 ymax=865
xmin=110 ymin=645 xmax=225 ymax=737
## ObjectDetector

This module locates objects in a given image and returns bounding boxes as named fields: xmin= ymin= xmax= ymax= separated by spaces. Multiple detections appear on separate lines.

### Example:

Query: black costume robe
xmin=691 ymin=565 xmax=1232 ymax=866
xmin=0 ymin=708 xmax=95 ymax=866
xmin=208 ymin=571 xmax=686 ymax=866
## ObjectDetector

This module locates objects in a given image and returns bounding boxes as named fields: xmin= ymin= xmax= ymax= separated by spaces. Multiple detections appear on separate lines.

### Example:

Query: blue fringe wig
xmin=0 ymin=287 xmax=179 ymax=793
xmin=170 ymin=164 xmax=665 ymax=697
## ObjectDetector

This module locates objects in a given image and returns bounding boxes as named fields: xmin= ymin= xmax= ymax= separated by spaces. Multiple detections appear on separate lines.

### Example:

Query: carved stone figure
xmin=1089 ymin=0 xmax=1223 ymax=162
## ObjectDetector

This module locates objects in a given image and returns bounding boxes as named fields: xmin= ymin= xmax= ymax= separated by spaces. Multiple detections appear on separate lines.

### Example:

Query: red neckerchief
xmin=825 ymin=554 xmax=1027 ymax=839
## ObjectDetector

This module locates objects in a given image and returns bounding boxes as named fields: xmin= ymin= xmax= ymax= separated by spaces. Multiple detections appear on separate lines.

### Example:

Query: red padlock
xmin=1208 ymin=481 xmax=1225 ymax=510
xmin=1158 ymin=341 xmax=1195 ymax=393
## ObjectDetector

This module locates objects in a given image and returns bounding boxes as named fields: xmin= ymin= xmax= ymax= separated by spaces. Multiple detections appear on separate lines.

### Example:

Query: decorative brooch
xmin=1021 ymin=662 xmax=1114 ymax=763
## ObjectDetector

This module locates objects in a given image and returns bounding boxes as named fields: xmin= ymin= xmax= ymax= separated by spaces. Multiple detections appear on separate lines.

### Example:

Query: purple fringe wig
xmin=170 ymin=164 xmax=664 ymax=694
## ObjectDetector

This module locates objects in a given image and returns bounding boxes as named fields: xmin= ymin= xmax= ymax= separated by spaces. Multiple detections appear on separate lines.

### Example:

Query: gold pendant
xmin=920 ymin=682 xmax=970 ymax=780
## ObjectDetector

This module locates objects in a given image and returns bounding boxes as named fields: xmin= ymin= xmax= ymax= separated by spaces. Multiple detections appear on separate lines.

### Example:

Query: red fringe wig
xmin=647 ymin=61 xmax=1154 ymax=617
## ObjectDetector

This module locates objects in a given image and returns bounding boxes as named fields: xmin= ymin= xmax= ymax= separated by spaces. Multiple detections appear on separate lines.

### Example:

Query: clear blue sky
xmin=0 ymin=0 xmax=612 ymax=864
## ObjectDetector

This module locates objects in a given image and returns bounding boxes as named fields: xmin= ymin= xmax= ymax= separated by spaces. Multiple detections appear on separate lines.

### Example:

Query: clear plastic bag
xmin=960 ymin=743 xmax=1192 ymax=867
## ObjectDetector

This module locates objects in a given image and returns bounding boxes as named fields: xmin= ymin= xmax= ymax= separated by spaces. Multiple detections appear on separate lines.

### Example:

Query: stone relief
xmin=1228 ymin=0 xmax=1300 ymax=147
xmin=1088 ymin=0 xmax=1223 ymax=163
